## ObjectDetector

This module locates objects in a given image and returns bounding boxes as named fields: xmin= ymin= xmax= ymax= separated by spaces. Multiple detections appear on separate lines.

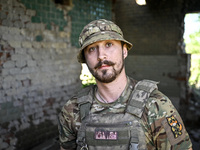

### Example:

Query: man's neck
xmin=96 ymin=71 xmax=128 ymax=103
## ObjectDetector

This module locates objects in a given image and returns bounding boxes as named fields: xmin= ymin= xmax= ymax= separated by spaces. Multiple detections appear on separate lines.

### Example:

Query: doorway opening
xmin=184 ymin=13 xmax=200 ymax=88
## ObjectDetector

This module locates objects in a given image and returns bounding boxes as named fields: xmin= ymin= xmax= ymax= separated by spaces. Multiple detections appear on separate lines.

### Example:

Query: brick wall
xmin=114 ymin=0 xmax=184 ymax=55
xmin=114 ymin=0 xmax=190 ymax=111
xmin=0 ymin=0 xmax=112 ymax=149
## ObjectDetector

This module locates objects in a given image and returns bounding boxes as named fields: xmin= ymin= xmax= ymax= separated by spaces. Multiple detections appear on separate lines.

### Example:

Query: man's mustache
xmin=94 ymin=60 xmax=115 ymax=69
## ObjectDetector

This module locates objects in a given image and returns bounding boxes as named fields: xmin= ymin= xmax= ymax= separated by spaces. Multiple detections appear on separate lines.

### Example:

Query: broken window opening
xmin=184 ymin=13 xmax=200 ymax=88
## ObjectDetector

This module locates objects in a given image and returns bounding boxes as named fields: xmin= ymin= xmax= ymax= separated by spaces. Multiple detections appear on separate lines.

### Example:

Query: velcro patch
xmin=166 ymin=115 xmax=183 ymax=138
xmin=95 ymin=129 xmax=118 ymax=140
xmin=162 ymin=114 xmax=186 ymax=145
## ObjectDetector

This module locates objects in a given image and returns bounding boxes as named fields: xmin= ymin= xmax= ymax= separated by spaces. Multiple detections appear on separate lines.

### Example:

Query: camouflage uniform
xmin=58 ymin=77 xmax=192 ymax=149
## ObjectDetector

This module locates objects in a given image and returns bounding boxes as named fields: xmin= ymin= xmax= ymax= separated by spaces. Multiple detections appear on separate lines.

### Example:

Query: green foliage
xmin=81 ymin=74 xmax=96 ymax=88
xmin=189 ymin=55 xmax=200 ymax=87
xmin=186 ymin=31 xmax=200 ymax=54
xmin=80 ymin=64 xmax=96 ymax=87
xmin=185 ymin=14 xmax=200 ymax=88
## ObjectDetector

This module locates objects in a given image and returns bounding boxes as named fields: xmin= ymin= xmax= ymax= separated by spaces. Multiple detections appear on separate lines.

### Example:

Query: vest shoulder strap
xmin=126 ymin=79 xmax=158 ymax=118
xmin=77 ymin=85 xmax=94 ymax=121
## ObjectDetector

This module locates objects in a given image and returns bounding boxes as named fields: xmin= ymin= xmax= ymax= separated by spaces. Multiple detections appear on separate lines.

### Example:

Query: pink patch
xmin=95 ymin=130 xmax=118 ymax=140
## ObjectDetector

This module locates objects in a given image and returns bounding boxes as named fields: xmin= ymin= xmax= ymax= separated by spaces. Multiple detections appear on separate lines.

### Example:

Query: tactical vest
xmin=76 ymin=79 xmax=158 ymax=150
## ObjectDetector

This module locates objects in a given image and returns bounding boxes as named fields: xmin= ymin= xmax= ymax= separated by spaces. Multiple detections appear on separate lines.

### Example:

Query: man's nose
xmin=97 ymin=46 xmax=107 ymax=61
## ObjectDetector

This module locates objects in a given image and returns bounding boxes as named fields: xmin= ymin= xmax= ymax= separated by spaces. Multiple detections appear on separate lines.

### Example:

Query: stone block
xmin=11 ymin=54 xmax=30 ymax=61
xmin=42 ymin=53 xmax=51 ymax=60
xmin=5 ymin=88 xmax=17 ymax=96
xmin=0 ymin=26 xmax=9 ymax=34
xmin=12 ymin=0 xmax=21 ymax=7
xmin=27 ymin=60 xmax=37 ymax=67
xmin=15 ymin=74 xmax=29 ymax=81
xmin=2 ymin=34 xmax=13 ymax=41
xmin=13 ymin=7 xmax=25 ymax=15
xmin=21 ymin=67 xmax=37 ymax=74
xmin=8 ymin=27 xmax=21 ymax=35
xmin=11 ymin=80 xmax=22 ymax=89
xmin=7 ymin=13 xmax=14 ymax=20
xmin=32 ymin=53 xmax=42 ymax=60
xmin=0 ymin=11 xmax=7 ymax=19
xmin=12 ymin=13 xmax=20 ymax=20
xmin=25 ymin=22 xmax=35 ymax=30
xmin=15 ymin=48 xmax=27 ymax=54
xmin=59 ymin=31 xmax=69 ymax=38
xmin=26 ymin=9 xmax=36 ymax=16
xmin=20 ymin=15 xmax=31 ymax=23
xmin=22 ymin=41 xmax=32 ymax=48
xmin=1 ymin=68 xmax=10 ymax=76
xmin=32 ymin=42 xmax=41 ymax=49
xmin=2 ymin=19 xmax=14 ymax=27
xmin=3 ymin=75 xmax=14 ymax=83
xmin=41 ymin=42 xmax=52 ymax=48
xmin=34 ymin=23 xmax=44 ymax=30
xmin=8 ymin=41 xmax=21 ymax=48
xmin=3 ymin=61 xmax=15 ymax=68
xmin=16 ymin=59 xmax=27 ymax=68
xmin=13 ymin=21 xmax=25 ymax=28
xmin=9 ymin=68 xmax=21 ymax=75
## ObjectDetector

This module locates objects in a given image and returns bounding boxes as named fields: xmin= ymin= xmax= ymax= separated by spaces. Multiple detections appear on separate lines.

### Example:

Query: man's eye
xmin=106 ymin=43 xmax=113 ymax=47
xmin=88 ymin=47 xmax=96 ymax=52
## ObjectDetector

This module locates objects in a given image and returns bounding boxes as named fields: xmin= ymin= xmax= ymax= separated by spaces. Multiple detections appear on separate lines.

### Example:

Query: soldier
xmin=58 ymin=19 xmax=193 ymax=150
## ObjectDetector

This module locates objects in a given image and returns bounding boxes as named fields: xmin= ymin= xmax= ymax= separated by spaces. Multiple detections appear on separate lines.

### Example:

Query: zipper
xmin=86 ymin=121 xmax=133 ymax=128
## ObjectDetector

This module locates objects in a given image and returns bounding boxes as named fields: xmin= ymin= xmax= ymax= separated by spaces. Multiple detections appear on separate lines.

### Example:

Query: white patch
xmin=148 ymin=111 xmax=151 ymax=115
xmin=149 ymin=103 xmax=152 ymax=107
xmin=150 ymin=113 xmax=155 ymax=117
xmin=112 ymin=104 xmax=125 ymax=109
xmin=75 ymin=122 xmax=81 ymax=126
xmin=93 ymin=104 xmax=105 ymax=111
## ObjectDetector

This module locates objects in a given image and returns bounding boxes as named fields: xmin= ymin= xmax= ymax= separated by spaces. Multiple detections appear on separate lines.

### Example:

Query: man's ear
xmin=123 ymin=45 xmax=128 ymax=58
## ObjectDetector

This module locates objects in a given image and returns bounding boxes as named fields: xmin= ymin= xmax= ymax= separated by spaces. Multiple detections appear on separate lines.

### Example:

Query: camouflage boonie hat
xmin=77 ymin=19 xmax=133 ymax=63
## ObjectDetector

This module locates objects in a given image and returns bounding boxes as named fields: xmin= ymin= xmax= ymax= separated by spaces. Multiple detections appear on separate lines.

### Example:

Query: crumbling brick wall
xmin=0 ymin=0 xmax=81 ymax=149
xmin=0 ymin=0 xmax=112 ymax=149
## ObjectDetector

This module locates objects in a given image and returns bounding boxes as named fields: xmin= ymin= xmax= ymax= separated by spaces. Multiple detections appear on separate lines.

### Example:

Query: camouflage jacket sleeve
xmin=58 ymin=97 xmax=80 ymax=149
xmin=142 ymin=89 xmax=192 ymax=150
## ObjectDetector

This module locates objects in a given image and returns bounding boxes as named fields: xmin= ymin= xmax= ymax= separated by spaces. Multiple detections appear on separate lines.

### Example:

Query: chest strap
xmin=78 ymin=80 xmax=158 ymax=121
xmin=126 ymin=79 xmax=158 ymax=118
xmin=77 ymin=85 xmax=94 ymax=121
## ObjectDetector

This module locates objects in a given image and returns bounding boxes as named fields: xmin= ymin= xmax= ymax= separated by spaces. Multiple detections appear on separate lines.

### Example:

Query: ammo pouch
xmin=76 ymin=80 xmax=158 ymax=150
xmin=76 ymin=113 xmax=146 ymax=150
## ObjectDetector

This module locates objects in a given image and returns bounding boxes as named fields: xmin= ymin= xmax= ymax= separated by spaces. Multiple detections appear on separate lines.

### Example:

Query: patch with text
xmin=95 ymin=129 xmax=118 ymax=140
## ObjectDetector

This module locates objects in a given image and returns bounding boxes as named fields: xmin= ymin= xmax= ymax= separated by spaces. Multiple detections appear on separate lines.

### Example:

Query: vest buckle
xmin=80 ymin=144 xmax=88 ymax=150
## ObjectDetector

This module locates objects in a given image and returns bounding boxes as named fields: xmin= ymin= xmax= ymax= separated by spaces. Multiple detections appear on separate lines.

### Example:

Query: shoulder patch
xmin=162 ymin=114 xmax=186 ymax=145
xmin=166 ymin=115 xmax=183 ymax=138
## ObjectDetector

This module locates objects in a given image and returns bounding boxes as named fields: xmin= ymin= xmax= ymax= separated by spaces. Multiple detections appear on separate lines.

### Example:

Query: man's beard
xmin=88 ymin=58 xmax=125 ymax=83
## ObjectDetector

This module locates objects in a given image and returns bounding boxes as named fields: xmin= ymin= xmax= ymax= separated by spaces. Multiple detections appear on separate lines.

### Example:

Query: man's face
xmin=84 ymin=40 xmax=128 ymax=83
